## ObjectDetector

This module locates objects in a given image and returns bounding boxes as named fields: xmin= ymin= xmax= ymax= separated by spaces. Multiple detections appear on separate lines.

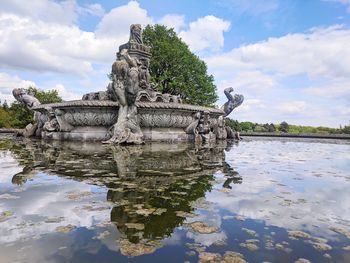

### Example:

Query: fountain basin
xmin=32 ymin=100 xmax=224 ymax=141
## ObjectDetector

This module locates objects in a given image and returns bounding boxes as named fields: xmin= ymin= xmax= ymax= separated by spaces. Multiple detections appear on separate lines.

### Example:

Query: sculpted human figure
xmin=121 ymin=48 xmax=141 ymax=105
xmin=129 ymin=24 xmax=142 ymax=44
xmin=104 ymin=49 xmax=143 ymax=144
xmin=12 ymin=88 xmax=40 ymax=110
xmin=138 ymin=58 xmax=151 ymax=89
xmin=12 ymin=88 xmax=45 ymax=137
xmin=221 ymin=87 xmax=244 ymax=117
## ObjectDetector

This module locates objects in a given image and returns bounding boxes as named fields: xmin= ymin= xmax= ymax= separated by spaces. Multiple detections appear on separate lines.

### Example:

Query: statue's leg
xmin=114 ymin=81 xmax=127 ymax=107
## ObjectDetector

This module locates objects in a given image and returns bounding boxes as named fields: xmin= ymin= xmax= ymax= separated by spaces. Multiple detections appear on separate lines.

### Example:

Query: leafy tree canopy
xmin=279 ymin=121 xmax=289 ymax=133
xmin=143 ymin=24 xmax=218 ymax=106
xmin=26 ymin=86 xmax=62 ymax=104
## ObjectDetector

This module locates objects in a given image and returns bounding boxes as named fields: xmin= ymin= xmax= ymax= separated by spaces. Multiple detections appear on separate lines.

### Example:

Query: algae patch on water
xmin=186 ymin=221 xmax=219 ymax=234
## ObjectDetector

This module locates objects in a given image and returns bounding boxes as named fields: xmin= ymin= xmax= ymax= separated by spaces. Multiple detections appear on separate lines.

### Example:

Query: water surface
xmin=0 ymin=136 xmax=349 ymax=263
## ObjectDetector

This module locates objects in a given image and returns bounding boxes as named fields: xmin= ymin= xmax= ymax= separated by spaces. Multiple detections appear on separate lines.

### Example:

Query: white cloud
xmin=335 ymin=105 xmax=350 ymax=115
xmin=0 ymin=0 xmax=78 ymax=25
xmin=95 ymin=1 xmax=153 ymax=38
xmin=51 ymin=84 xmax=81 ymax=101
xmin=158 ymin=14 xmax=185 ymax=33
xmin=179 ymin=15 xmax=230 ymax=52
xmin=0 ymin=1 xmax=155 ymax=75
xmin=205 ymin=25 xmax=350 ymax=126
xmin=206 ymin=25 xmax=350 ymax=80
xmin=304 ymin=80 xmax=350 ymax=99
xmin=0 ymin=14 xmax=117 ymax=74
xmin=235 ymin=98 xmax=266 ymax=113
xmin=277 ymin=101 xmax=307 ymax=114
xmin=0 ymin=73 xmax=81 ymax=103
xmin=80 ymin=3 xmax=105 ymax=17
xmin=217 ymin=71 xmax=278 ymax=94
xmin=0 ymin=72 xmax=35 ymax=103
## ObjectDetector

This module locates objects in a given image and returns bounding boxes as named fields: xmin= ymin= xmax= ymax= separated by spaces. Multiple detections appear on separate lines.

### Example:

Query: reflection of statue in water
xmin=12 ymin=88 xmax=46 ymax=137
xmin=221 ymin=87 xmax=244 ymax=117
xmin=8 ymin=140 xmax=241 ymax=256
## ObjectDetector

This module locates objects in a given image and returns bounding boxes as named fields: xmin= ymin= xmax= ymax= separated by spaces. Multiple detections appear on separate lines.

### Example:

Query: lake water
xmin=0 ymin=136 xmax=349 ymax=263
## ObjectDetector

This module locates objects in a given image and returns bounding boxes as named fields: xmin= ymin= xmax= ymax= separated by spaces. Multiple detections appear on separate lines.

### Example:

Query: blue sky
xmin=0 ymin=0 xmax=349 ymax=127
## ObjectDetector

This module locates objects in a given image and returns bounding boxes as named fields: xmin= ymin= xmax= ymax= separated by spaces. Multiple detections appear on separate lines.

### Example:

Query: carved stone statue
xmin=129 ymin=24 xmax=142 ymax=44
xmin=221 ymin=87 xmax=244 ymax=117
xmin=185 ymin=112 xmax=201 ymax=134
xmin=216 ymin=116 xmax=227 ymax=140
xmin=43 ymin=110 xmax=59 ymax=134
xmin=12 ymin=88 xmax=46 ymax=137
xmin=103 ymin=48 xmax=143 ymax=144
xmin=12 ymin=88 xmax=40 ymax=109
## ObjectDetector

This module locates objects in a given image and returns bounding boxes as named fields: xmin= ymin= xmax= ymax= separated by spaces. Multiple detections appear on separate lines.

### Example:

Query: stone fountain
xmin=13 ymin=24 xmax=244 ymax=144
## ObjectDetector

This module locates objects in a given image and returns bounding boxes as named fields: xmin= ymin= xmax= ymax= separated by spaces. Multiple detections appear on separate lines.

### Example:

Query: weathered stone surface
xmin=221 ymin=87 xmax=244 ymax=117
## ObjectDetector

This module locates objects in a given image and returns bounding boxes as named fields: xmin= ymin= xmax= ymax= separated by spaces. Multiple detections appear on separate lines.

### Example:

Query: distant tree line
xmin=226 ymin=119 xmax=350 ymax=135
xmin=0 ymin=87 xmax=62 ymax=129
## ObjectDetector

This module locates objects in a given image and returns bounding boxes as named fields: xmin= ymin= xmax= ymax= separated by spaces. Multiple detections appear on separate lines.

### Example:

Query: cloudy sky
xmin=0 ymin=0 xmax=349 ymax=127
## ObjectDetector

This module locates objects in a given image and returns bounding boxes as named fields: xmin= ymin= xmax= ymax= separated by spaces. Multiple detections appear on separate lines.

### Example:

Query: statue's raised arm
xmin=221 ymin=87 xmax=244 ymax=117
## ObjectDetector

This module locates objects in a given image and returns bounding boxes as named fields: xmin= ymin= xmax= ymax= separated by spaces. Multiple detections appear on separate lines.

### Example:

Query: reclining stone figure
xmin=12 ymin=88 xmax=46 ymax=137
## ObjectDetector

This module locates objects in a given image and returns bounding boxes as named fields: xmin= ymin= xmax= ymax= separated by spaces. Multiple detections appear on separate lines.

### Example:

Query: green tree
xmin=279 ymin=121 xmax=289 ymax=133
xmin=2 ymin=100 xmax=9 ymax=111
xmin=268 ymin=123 xmax=276 ymax=132
xmin=0 ymin=108 xmax=12 ymax=128
xmin=225 ymin=118 xmax=241 ymax=131
xmin=7 ymin=102 xmax=33 ymax=128
xmin=143 ymin=24 xmax=218 ymax=106
xmin=254 ymin=124 xmax=267 ymax=132
xmin=342 ymin=125 xmax=350 ymax=134
xmin=240 ymin=121 xmax=254 ymax=132
xmin=26 ymin=86 xmax=62 ymax=104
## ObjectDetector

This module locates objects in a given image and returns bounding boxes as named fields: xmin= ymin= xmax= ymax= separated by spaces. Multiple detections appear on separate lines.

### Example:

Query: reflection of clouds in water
xmin=184 ymin=205 xmax=227 ymax=247
xmin=162 ymin=231 xmax=183 ymax=246
xmin=209 ymin=138 xmax=350 ymax=239
xmin=0 ymin=224 xmax=121 ymax=263
xmin=186 ymin=231 xmax=227 ymax=247
xmin=0 ymin=151 xmax=23 ymax=183
xmin=0 ymin=173 xmax=111 ymax=244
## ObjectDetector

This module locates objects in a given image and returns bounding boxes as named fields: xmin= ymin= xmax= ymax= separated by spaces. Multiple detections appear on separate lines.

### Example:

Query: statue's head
xmin=12 ymin=88 xmax=25 ymax=101
xmin=129 ymin=24 xmax=143 ymax=44
xmin=130 ymin=24 xmax=141 ymax=33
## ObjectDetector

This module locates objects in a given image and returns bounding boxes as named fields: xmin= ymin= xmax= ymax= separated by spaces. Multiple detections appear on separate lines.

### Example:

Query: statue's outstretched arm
xmin=224 ymin=87 xmax=234 ymax=101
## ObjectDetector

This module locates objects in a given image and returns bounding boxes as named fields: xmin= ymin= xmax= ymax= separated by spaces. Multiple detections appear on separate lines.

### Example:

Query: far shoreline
xmin=240 ymin=132 xmax=350 ymax=140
